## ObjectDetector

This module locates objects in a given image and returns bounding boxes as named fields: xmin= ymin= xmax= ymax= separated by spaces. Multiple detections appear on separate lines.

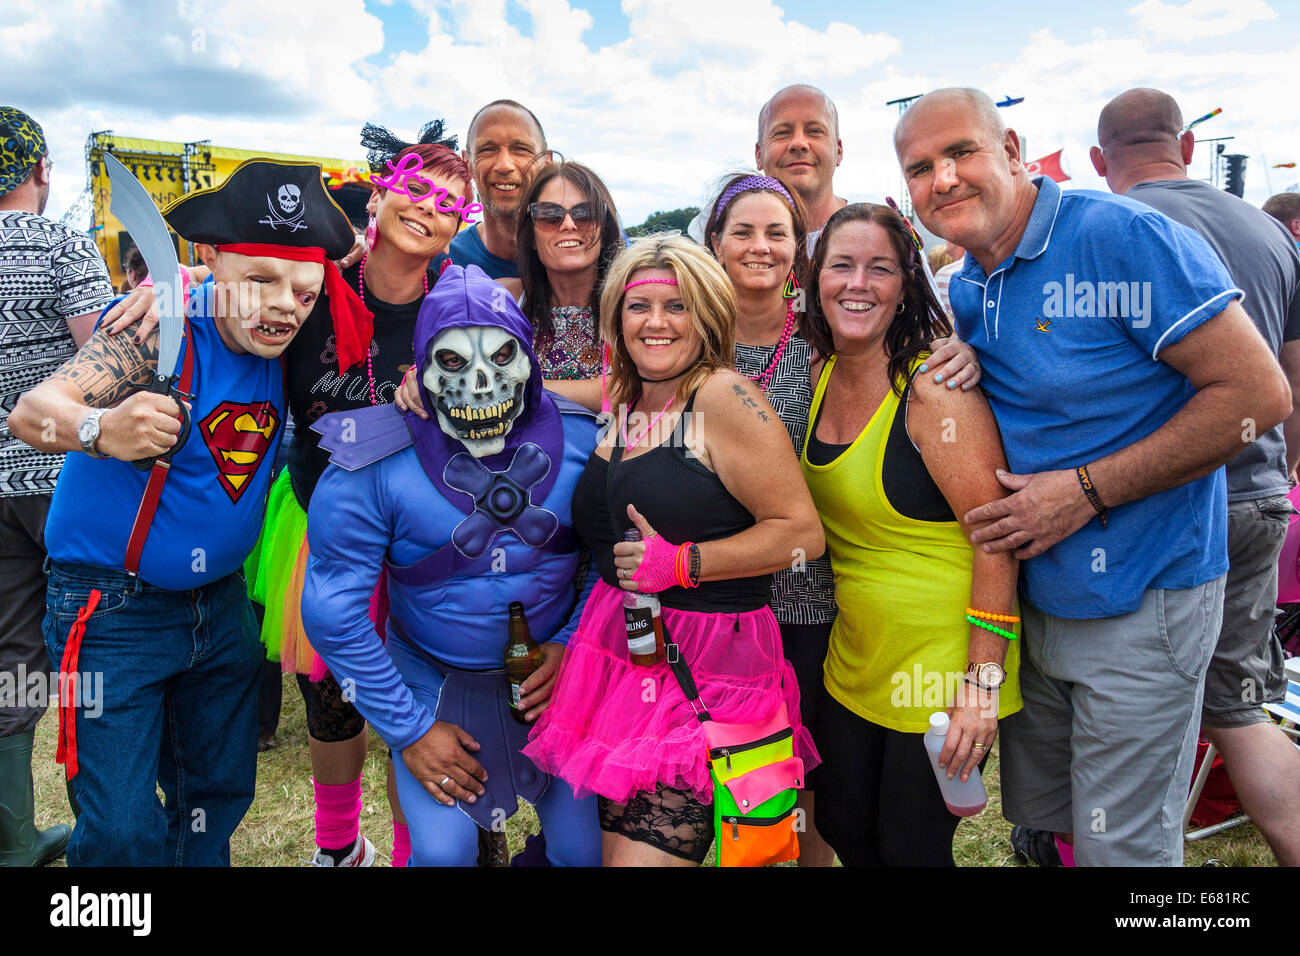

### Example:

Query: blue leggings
xmin=392 ymin=757 xmax=600 ymax=866
xmin=388 ymin=644 xmax=600 ymax=867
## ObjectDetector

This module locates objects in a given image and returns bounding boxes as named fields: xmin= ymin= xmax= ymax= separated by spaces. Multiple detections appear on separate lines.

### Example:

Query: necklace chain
xmin=619 ymin=395 xmax=675 ymax=451
xmin=358 ymin=253 xmax=428 ymax=407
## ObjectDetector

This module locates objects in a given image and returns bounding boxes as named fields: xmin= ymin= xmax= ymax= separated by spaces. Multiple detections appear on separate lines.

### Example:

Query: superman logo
xmin=199 ymin=400 xmax=280 ymax=503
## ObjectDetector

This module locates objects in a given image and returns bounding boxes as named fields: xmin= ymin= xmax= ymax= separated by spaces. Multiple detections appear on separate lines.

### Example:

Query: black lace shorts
xmin=598 ymin=784 xmax=714 ymax=864
xmin=296 ymin=672 xmax=366 ymax=742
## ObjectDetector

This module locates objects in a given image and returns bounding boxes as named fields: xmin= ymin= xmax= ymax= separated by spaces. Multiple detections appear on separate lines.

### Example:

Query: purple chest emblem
xmin=442 ymin=443 xmax=558 ymax=558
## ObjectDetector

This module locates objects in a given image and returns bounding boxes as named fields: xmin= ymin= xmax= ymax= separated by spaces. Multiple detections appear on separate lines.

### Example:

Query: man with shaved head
xmin=451 ymin=99 xmax=551 ymax=281
xmin=757 ymin=84 xmax=847 ymax=245
xmin=1091 ymin=87 xmax=1300 ymax=866
xmin=895 ymin=87 xmax=1292 ymax=866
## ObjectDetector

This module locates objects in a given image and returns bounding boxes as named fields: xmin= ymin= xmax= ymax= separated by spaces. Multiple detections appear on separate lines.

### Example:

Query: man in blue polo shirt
xmin=1092 ymin=88 xmax=1300 ymax=866
xmin=9 ymin=160 xmax=362 ymax=865
xmin=895 ymin=87 xmax=1291 ymax=866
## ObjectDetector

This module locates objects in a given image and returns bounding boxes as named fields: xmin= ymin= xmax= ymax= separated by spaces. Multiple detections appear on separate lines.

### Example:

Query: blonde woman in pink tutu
xmin=523 ymin=235 xmax=824 ymax=866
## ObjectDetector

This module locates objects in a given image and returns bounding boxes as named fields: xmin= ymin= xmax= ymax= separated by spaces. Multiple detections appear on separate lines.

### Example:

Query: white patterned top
xmin=734 ymin=331 xmax=836 ymax=625
xmin=0 ymin=212 xmax=112 ymax=496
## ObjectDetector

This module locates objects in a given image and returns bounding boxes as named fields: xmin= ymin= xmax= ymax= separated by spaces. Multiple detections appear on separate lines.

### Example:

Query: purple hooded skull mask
xmin=404 ymin=264 xmax=565 ymax=538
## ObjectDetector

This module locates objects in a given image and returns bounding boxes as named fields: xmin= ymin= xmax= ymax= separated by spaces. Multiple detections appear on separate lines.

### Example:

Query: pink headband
xmin=623 ymin=277 xmax=679 ymax=293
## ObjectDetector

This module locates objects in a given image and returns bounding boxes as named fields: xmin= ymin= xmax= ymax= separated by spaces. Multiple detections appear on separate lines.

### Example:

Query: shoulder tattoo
xmin=730 ymin=381 xmax=771 ymax=423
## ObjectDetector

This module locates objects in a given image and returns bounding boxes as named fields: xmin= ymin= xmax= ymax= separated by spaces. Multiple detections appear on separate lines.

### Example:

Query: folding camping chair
xmin=1185 ymin=484 xmax=1300 ymax=842
xmin=1185 ymin=658 xmax=1300 ymax=841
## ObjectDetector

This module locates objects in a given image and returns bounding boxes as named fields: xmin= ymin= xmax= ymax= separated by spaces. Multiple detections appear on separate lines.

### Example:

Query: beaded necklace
xmin=357 ymin=252 xmax=428 ymax=406
xmin=747 ymin=296 xmax=796 ymax=393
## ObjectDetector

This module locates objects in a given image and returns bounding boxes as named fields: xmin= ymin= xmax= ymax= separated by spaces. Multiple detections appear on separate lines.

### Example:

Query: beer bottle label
xmin=624 ymin=604 xmax=658 ymax=656
xmin=510 ymin=681 xmax=523 ymax=708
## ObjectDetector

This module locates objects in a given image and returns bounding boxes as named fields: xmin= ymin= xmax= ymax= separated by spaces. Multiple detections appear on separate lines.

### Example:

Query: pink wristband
xmin=631 ymin=532 xmax=680 ymax=593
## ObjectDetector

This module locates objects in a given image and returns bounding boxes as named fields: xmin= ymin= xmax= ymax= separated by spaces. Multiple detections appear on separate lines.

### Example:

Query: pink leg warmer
xmin=1055 ymin=834 xmax=1076 ymax=867
xmin=313 ymin=776 xmax=361 ymax=852
xmin=391 ymin=819 xmax=410 ymax=868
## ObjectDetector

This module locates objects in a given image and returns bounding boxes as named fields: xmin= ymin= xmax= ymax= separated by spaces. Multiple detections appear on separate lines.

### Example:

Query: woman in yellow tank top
xmin=799 ymin=204 xmax=1022 ymax=866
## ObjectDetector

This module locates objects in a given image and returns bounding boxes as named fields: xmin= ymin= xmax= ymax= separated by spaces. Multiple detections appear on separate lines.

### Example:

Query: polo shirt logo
xmin=1035 ymin=318 xmax=1052 ymax=332
xmin=1042 ymin=273 xmax=1151 ymax=328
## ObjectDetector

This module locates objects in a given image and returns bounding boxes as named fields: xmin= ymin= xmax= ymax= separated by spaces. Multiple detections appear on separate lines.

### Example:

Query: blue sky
xmin=6 ymin=0 xmax=1297 ymax=226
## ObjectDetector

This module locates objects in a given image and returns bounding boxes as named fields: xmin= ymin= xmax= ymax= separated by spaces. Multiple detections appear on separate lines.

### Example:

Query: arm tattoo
xmin=46 ymin=327 xmax=160 ymax=408
xmin=730 ymin=381 xmax=771 ymax=422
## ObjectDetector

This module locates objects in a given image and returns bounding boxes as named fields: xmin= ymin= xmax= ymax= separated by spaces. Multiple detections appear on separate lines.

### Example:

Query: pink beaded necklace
xmin=357 ymin=252 xmax=428 ymax=406
xmin=748 ymin=297 xmax=796 ymax=393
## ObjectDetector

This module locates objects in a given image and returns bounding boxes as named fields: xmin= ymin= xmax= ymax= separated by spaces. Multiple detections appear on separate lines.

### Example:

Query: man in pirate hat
xmin=10 ymin=159 xmax=366 ymax=866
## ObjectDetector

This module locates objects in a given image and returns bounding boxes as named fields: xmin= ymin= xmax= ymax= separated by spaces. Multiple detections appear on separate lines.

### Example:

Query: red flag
xmin=1024 ymin=149 xmax=1070 ymax=183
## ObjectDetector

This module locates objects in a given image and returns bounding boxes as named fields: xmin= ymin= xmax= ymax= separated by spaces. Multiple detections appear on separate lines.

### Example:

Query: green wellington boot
xmin=0 ymin=731 xmax=72 ymax=867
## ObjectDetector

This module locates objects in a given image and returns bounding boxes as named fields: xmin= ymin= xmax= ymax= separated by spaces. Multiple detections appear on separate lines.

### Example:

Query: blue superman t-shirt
xmin=46 ymin=285 xmax=286 ymax=589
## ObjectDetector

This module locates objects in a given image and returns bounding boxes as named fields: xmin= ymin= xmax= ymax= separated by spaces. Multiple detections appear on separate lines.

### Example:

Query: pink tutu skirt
xmin=524 ymin=580 xmax=819 ymax=805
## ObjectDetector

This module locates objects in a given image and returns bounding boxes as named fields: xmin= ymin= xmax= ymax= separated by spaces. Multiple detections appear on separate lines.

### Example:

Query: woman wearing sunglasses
xmin=516 ymin=160 xmax=624 ymax=380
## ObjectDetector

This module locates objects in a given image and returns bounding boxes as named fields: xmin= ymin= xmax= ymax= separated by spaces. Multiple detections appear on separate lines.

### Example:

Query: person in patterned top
xmin=516 ymin=161 xmax=624 ymax=380
xmin=0 ymin=106 xmax=112 ymax=866
xmin=702 ymin=172 xmax=982 ymax=866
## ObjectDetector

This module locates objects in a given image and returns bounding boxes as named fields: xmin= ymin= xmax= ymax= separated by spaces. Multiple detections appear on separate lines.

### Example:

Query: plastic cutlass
xmin=104 ymin=153 xmax=192 ymax=469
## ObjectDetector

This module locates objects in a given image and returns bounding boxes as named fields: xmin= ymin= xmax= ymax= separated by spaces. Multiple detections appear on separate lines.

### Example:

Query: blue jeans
xmin=43 ymin=561 xmax=261 ymax=866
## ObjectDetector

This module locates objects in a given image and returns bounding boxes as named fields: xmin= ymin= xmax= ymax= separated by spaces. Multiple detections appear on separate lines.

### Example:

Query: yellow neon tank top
xmin=801 ymin=355 xmax=1021 ymax=733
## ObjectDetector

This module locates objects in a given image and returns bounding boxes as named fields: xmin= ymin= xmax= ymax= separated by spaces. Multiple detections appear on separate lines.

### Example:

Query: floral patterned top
xmin=536 ymin=305 xmax=602 ymax=380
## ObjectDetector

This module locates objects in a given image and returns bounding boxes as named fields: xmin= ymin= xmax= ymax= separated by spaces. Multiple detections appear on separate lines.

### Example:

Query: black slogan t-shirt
xmin=285 ymin=262 xmax=435 ymax=509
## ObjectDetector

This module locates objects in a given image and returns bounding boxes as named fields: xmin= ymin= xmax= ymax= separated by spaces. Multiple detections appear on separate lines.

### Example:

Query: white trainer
xmin=309 ymin=835 xmax=376 ymax=867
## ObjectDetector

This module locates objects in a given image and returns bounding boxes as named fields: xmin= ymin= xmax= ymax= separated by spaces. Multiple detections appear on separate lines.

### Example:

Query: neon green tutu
xmin=244 ymin=468 xmax=325 ymax=677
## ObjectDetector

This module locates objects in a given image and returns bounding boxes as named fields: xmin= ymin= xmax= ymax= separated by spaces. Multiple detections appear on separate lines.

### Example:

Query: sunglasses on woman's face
xmin=529 ymin=201 xmax=597 ymax=230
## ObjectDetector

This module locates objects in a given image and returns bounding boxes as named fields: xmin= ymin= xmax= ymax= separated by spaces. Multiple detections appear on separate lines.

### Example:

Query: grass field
xmin=30 ymin=672 xmax=1278 ymax=867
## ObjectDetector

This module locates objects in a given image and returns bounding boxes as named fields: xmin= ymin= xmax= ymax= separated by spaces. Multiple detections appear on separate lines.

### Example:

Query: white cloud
xmin=370 ymin=0 xmax=903 ymax=222
xmin=975 ymin=26 xmax=1300 ymax=204
xmin=11 ymin=0 xmax=1297 ymax=227
xmin=1129 ymin=0 xmax=1277 ymax=43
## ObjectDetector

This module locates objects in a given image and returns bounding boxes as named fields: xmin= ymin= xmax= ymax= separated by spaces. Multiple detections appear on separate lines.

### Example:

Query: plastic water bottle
xmin=923 ymin=712 xmax=988 ymax=817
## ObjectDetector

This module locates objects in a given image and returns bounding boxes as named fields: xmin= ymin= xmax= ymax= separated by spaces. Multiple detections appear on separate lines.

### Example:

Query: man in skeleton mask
xmin=302 ymin=264 xmax=601 ymax=866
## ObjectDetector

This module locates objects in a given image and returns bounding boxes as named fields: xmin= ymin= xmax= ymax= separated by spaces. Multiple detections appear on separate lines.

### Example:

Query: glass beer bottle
xmin=505 ymin=601 xmax=542 ymax=725
xmin=622 ymin=529 xmax=666 ymax=666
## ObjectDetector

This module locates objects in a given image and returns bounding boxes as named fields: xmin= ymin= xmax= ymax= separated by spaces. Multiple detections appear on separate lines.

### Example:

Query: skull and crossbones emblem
xmin=259 ymin=183 xmax=307 ymax=232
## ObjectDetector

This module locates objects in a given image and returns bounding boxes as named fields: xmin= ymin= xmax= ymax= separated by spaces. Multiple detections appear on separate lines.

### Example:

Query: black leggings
xmin=813 ymin=693 xmax=974 ymax=866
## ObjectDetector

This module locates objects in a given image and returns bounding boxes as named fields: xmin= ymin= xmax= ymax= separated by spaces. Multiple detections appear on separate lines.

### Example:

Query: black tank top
xmin=572 ymin=389 xmax=769 ymax=612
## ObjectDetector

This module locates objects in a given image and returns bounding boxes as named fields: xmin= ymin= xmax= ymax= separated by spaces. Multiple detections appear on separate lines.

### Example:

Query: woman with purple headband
xmin=701 ymin=172 xmax=982 ymax=866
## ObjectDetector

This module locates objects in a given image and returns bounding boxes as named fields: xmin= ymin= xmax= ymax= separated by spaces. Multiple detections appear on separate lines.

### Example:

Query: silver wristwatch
xmin=77 ymin=408 xmax=108 ymax=458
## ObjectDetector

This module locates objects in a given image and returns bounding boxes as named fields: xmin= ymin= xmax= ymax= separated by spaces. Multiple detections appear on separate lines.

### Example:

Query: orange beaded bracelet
xmin=966 ymin=607 xmax=1021 ymax=624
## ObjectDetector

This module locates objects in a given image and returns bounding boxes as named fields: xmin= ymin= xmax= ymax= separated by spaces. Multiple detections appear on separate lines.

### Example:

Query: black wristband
xmin=688 ymin=543 xmax=701 ymax=586
xmin=1076 ymin=464 xmax=1108 ymax=528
